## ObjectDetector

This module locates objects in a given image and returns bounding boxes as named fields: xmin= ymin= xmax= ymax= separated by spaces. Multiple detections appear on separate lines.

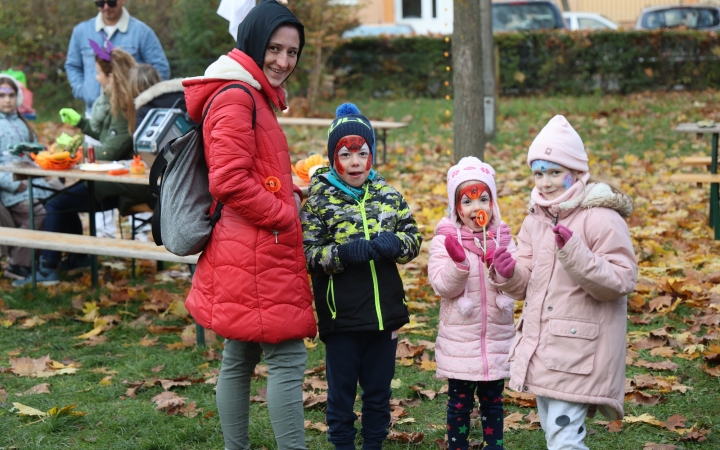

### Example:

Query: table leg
xmin=710 ymin=133 xmax=719 ymax=240
xmin=87 ymin=180 xmax=99 ymax=288
xmin=28 ymin=176 xmax=36 ymax=288
xmin=189 ymin=264 xmax=205 ymax=347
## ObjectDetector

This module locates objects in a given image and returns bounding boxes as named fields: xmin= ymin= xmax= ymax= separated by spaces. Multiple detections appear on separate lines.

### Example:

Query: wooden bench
xmin=277 ymin=117 xmax=409 ymax=165
xmin=681 ymin=156 xmax=713 ymax=168
xmin=673 ymin=123 xmax=720 ymax=240
xmin=669 ymin=173 xmax=720 ymax=184
xmin=0 ymin=227 xmax=198 ymax=265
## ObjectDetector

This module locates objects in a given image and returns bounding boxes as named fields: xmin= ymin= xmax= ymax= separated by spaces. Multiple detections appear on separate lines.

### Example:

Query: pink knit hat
xmin=446 ymin=157 xmax=501 ymax=228
xmin=527 ymin=115 xmax=588 ymax=172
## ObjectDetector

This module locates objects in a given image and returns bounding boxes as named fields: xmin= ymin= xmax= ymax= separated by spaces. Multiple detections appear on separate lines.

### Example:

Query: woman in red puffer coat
xmin=182 ymin=1 xmax=316 ymax=448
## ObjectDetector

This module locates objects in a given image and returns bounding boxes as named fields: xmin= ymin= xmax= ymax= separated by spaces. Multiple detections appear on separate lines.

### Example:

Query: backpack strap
xmin=201 ymin=83 xmax=257 ymax=226
xmin=201 ymin=83 xmax=256 ymax=129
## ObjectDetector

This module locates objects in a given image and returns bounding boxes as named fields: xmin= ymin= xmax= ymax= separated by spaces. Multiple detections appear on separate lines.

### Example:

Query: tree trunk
xmin=480 ymin=0 xmax=495 ymax=140
xmin=306 ymin=32 xmax=325 ymax=114
xmin=452 ymin=0 xmax=485 ymax=160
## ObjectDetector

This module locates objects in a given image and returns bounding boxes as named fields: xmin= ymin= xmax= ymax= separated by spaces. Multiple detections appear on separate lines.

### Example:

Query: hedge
xmin=330 ymin=30 xmax=720 ymax=97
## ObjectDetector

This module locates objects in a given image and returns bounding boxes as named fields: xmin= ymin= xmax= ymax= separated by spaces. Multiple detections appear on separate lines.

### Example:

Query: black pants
xmin=323 ymin=330 xmax=397 ymax=450
xmin=447 ymin=378 xmax=505 ymax=450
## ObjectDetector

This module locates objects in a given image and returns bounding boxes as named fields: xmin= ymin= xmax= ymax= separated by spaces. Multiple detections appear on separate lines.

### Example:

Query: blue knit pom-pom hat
xmin=326 ymin=103 xmax=375 ymax=167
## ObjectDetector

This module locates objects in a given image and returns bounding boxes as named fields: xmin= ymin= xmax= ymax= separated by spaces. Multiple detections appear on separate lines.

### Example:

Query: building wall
xmin=357 ymin=0 xmax=388 ymax=24
xmin=357 ymin=0 xmax=719 ymax=30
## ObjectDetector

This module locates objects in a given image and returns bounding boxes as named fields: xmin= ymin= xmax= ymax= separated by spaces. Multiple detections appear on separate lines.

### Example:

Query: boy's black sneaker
xmin=3 ymin=265 xmax=30 ymax=280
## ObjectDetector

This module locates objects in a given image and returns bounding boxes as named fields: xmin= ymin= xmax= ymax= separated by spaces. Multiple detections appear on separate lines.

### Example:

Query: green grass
xmin=3 ymin=91 xmax=720 ymax=449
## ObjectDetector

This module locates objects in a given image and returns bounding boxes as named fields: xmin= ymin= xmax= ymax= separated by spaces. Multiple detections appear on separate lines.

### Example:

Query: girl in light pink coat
xmin=428 ymin=157 xmax=516 ymax=450
xmin=491 ymin=115 xmax=638 ymax=450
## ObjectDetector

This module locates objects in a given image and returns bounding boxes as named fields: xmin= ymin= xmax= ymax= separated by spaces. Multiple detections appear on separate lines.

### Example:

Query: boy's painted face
xmin=95 ymin=62 xmax=111 ymax=90
xmin=531 ymin=160 xmax=577 ymax=201
xmin=334 ymin=135 xmax=372 ymax=188
xmin=0 ymin=84 xmax=18 ymax=115
xmin=456 ymin=181 xmax=493 ymax=232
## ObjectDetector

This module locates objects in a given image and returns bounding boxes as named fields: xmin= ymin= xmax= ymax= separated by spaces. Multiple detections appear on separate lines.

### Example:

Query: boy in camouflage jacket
xmin=301 ymin=103 xmax=422 ymax=450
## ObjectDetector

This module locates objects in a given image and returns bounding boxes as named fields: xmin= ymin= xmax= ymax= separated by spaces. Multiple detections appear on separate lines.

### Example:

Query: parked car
xmin=635 ymin=4 xmax=720 ymax=31
xmin=563 ymin=12 xmax=619 ymax=30
xmin=492 ymin=0 xmax=566 ymax=32
xmin=342 ymin=24 xmax=415 ymax=39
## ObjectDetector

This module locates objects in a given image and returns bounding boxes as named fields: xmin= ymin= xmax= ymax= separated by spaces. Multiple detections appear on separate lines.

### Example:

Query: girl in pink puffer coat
xmin=428 ymin=157 xmax=516 ymax=450
xmin=491 ymin=115 xmax=638 ymax=450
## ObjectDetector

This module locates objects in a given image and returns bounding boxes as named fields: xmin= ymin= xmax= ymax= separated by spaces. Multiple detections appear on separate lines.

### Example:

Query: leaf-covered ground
xmin=1 ymin=91 xmax=719 ymax=449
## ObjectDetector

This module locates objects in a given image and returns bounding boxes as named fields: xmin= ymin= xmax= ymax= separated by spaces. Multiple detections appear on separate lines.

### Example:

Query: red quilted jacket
xmin=182 ymin=49 xmax=316 ymax=343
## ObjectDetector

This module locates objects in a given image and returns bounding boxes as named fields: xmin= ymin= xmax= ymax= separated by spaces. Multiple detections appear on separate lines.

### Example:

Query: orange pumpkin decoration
xmin=292 ymin=154 xmax=328 ymax=182
xmin=31 ymin=148 xmax=83 ymax=170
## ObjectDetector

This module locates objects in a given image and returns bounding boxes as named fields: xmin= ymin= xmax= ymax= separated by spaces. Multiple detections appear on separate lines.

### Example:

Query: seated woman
xmin=0 ymin=75 xmax=61 ymax=281
xmin=14 ymin=43 xmax=137 ymax=285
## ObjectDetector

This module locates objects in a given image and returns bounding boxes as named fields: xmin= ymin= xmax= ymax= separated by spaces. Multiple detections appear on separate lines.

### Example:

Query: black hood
xmin=235 ymin=0 xmax=305 ymax=70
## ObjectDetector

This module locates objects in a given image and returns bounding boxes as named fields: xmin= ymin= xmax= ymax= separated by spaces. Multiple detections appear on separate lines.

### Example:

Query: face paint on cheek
xmin=365 ymin=154 xmax=373 ymax=171
xmin=562 ymin=174 xmax=574 ymax=189
xmin=334 ymin=153 xmax=345 ymax=175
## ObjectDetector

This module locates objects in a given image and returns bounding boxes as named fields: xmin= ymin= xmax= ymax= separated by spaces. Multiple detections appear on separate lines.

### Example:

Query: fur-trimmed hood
xmin=134 ymin=78 xmax=185 ymax=109
xmin=529 ymin=182 xmax=633 ymax=218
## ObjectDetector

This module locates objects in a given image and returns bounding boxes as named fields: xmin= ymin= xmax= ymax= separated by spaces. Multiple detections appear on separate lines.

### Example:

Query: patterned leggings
xmin=446 ymin=378 xmax=505 ymax=450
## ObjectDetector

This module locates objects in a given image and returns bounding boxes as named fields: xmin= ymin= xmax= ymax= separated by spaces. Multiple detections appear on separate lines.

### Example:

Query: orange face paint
xmin=334 ymin=136 xmax=369 ymax=175
xmin=456 ymin=183 xmax=491 ymax=215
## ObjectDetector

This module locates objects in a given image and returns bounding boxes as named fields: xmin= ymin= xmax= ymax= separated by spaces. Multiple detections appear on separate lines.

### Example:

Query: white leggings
xmin=536 ymin=396 xmax=590 ymax=450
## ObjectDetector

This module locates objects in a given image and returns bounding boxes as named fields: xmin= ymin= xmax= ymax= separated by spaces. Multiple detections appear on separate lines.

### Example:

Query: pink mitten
xmin=552 ymin=224 xmax=573 ymax=250
xmin=484 ymin=249 xmax=494 ymax=268
xmin=444 ymin=235 xmax=467 ymax=264
xmin=493 ymin=247 xmax=516 ymax=279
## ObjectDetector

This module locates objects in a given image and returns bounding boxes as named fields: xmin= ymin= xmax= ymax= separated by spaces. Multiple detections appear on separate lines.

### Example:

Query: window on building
xmin=432 ymin=0 xmax=437 ymax=18
xmin=402 ymin=0 xmax=422 ymax=19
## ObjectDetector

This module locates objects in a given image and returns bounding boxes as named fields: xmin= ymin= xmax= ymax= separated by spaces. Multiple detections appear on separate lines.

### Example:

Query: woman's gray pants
xmin=216 ymin=338 xmax=308 ymax=450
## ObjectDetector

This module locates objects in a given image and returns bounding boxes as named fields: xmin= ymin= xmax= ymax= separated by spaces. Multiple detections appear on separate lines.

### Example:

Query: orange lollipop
xmin=474 ymin=210 xmax=489 ymax=227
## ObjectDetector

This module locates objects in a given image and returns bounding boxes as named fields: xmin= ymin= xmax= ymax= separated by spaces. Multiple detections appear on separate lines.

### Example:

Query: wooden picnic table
xmin=277 ymin=117 xmax=409 ymax=165
xmin=0 ymin=162 xmax=152 ymax=288
xmin=673 ymin=123 xmax=720 ymax=240
xmin=0 ymin=162 xmax=310 ymax=287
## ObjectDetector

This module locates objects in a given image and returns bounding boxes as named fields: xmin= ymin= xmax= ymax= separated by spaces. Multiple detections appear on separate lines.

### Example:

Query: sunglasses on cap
xmin=95 ymin=0 xmax=118 ymax=7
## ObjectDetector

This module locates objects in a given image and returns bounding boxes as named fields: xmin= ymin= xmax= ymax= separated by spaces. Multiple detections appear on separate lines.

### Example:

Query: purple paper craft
xmin=88 ymin=37 xmax=114 ymax=61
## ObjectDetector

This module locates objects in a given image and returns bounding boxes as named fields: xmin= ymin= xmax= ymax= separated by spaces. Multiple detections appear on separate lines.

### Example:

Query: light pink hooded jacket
xmin=491 ymin=183 xmax=637 ymax=420
xmin=429 ymin=218 xmax=517 ymax=382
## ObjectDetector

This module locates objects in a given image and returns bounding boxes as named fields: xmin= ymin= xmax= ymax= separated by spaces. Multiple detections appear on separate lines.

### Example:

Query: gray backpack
xmin=149 ymin=84 xmax=256 ymax=256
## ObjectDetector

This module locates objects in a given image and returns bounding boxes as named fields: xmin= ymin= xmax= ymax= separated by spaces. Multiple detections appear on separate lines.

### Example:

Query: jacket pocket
xmin=507 ymin=317 xmax=524 ymax=362
xmin=544 ymin=318 xmax=599 ymax=375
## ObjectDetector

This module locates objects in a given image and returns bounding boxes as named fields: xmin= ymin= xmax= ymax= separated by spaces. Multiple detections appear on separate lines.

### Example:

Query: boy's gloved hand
xmin=55 ymin=133 xmax=73 ymax=146
xmin=337 ymin=239 xmax=381 ymax=265
xmin=493 ymin=247 xmax=516 ymax=279
xmin=371 ymin=232 xmax=401 ymax=259
xmin=59 ymin=108 xmax=81 ymax=126
xmin=444 ymin=235 xmax=467 ymax=265
xmin=552 ymin=224 xmax=573 ymax=250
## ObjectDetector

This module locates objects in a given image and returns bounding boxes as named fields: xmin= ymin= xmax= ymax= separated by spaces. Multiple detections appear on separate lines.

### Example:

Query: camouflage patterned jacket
xmin=301 ymin=168 xmax=422 ymax=336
